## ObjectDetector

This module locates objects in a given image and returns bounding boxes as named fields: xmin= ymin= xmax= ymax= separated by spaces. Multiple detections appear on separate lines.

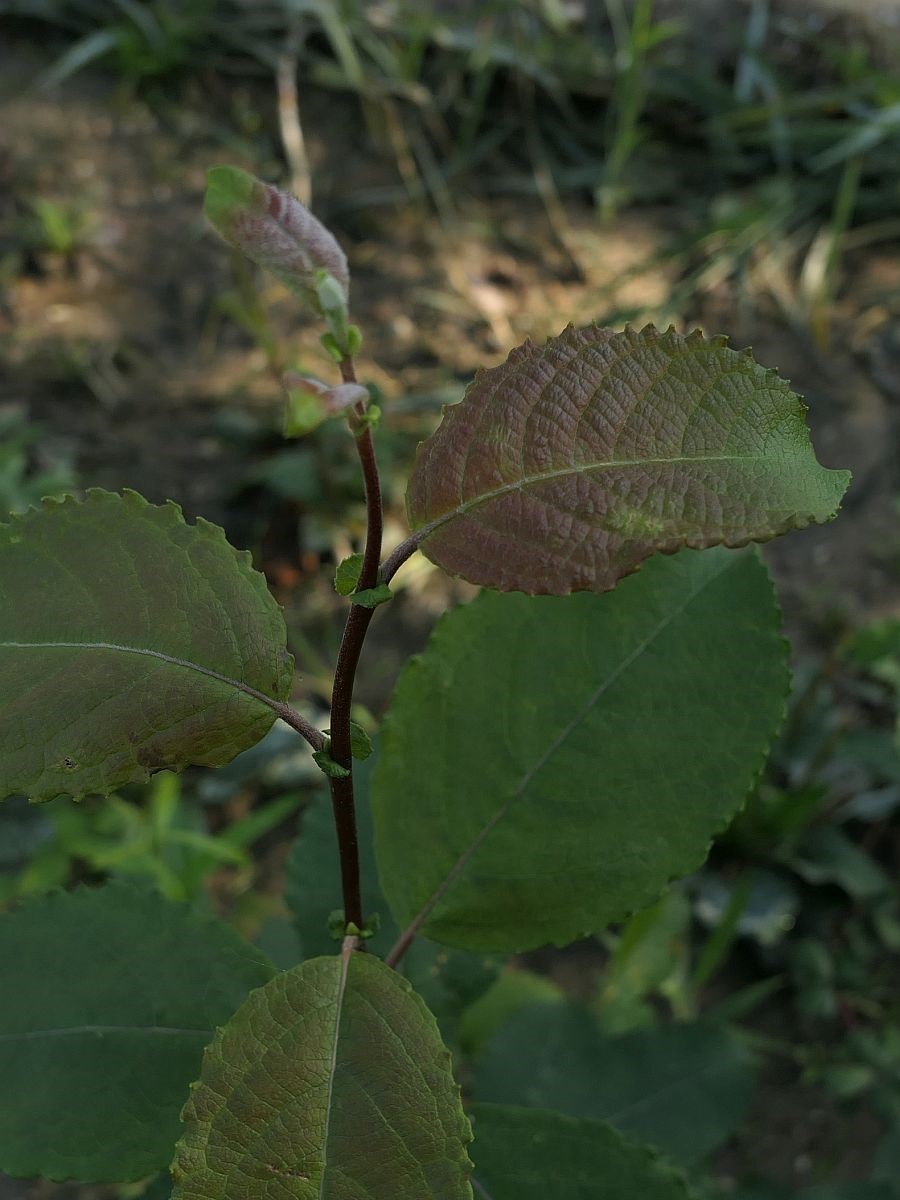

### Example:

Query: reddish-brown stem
xmin=327 ymin=354 xmax=383 ymax=932
xmin=379 ymin=533 xmax=419 ymax=585
xmin=384 ymin=923 xmax=418 ymax=970
xmin=271 ymin=701 xmax=326 ymax=751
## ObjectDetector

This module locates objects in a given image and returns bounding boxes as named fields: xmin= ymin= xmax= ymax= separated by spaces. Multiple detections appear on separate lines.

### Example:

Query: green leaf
xmin=142 ymin=1175 xmax=174 ymax=1200
xmin=312 ymin=746 xmax=351 ymax=778
xmin=323 ymin=720 xmax=374 ymax=760
xmin=469 ymin=1104 xmax=692 ymax=1200
xmin=372 ymin=547 xmax=788 ymax=952
xmin=285 ymin=768 xmax=499 ymax=1041
xmin=204 ymin=166 xmax=349 ymax=309
xmin=0 ymin=491 xmax=293 ymax=802
xmin=403 ymin=939 xmax=503 ymax=1042
xmin=334 ymin=552 xmax=364 ymax=595
xmin=0 ymin=882 xmax=276 ymax=1182
xmin=351 ymin=582 xmax=393 ymax=608
xmin=596 ymin=889 xmax=692 ymax=1033
xmin=799 ymin=1188 xmax=897 ymax=1200
xmin=348 ymin=719 xmax=374 ymax=760
xmin=873 ymin=1120 xmax=900 ymax=1185
xmin=171 ymin=950 xmax=473 ymax=1200
xmin=407 ymin=324 xmax=849 ymax=595
xmin=786 ymin=826 xmax=893 ymax=898
xmin=475 ymin=1004 xmax=754 ymax=1165
xmin=460 ymin=970 xmax=564 ymax=1055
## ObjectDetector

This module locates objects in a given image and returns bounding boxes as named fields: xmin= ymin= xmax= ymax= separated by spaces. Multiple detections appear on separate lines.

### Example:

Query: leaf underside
xmin=474 ymin=1003 xmax=754 ymax=1164
xmin=171 ymin=952 xmax=473 ymax=1200
xmin=0 ymin=490 xmax=293 ymax=801
xmin=469 ymin=1104 xmax=692 ymax=1199
xmin=372 ymin=547 xmax=789 ymax=952
xmin=407 ymin=324 xmax=850 ymax=595
xmin=0 ymin=882 xmax=276 ymax=1182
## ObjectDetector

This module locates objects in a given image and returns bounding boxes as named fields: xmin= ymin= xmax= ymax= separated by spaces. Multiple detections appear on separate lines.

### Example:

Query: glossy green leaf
xmin=475 ymin=1003 xmax=754 ymax=1164
xmin=171 ymin=950 xmax=473 ymax=1200
xmin=373 ymin=547 xmax=788 ymax=952
xmin=0 ymin=882 xmax=276 ymax=1182
xmin=407 ymin=324 xmax=849 ymax=594
xmin=0 ymin=490 xmax=293 ymax=801
xmin=469 ymin=1104 xmax=692 ymax=1200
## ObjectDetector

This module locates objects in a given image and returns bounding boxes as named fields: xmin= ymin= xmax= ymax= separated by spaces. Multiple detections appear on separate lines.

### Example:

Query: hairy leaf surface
xmin=475 ymin=1004 xmax=753 ymax=1164
xmin=469 ymin=1104 xmax=692 ymax=1199
xmin=205 ymin=165 xmax=349 ymax=306
xmin=0 ymin=882 xmax=276 ymax=1182
xmin=373 ymin=547 xmax=788 ymax=952
xmin=171 ymin=951 xmax=473 ymax=1200
xmin=0 ymin=490 xmax=293 ymax=801
xmin=407 ymin=325 xmax=849 ymax=594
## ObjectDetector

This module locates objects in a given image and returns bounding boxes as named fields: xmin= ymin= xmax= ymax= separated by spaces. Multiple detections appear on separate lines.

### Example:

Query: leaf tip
xmin=204 ymin=164 xmax=258 ymax=238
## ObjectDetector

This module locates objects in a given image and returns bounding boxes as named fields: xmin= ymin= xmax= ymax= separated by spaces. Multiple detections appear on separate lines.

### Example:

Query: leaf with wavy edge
xmin=373 ymin=548 xmax=789 ymax=952
xmin=0 ymin=490 xmax=293 ymax=801
xmin=171 ymin=947 xmax=473 ymax=1200
xmin=469 ymin=1104 xmax=693 ymax=1200
xmin=407 ymin=324 xmax=850 ymax=595
xmin=0 ymin=882 xmax=276 ymax=1182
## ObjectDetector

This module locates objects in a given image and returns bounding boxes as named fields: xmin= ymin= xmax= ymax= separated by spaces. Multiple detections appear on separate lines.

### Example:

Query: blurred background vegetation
xmin=0 ymin=1 xmax=898 ymax=1198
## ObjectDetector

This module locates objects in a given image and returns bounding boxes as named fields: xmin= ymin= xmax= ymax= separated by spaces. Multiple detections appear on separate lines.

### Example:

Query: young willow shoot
xmin=0 ymin=164 xmax=849 ymax=1198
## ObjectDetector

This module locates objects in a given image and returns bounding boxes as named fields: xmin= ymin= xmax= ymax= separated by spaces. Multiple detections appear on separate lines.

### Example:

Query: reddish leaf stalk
xmin=380 ymin=534 xmax=419 ymax=585
xmin=328 ymin=356 xmax=383 ymax=932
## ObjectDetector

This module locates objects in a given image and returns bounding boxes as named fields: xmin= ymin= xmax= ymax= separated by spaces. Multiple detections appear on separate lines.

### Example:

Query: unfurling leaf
xmin=373 ymin=548 xmax=789 ymax=952
xmin=407 ymin=324 xmax=850 ymax=595
xmin=171 ymin=951 xmax=473 ymax=1200
xmin=204 ymin=165 xmax=349 ymax=310
xmin=312 ymin=745 xmax=351 ymax=778
xmin=0 ymin=883 xmax=276 ymax=1182
xmin=0 ymin=490 xmax=293 ymax=802
xmin=334 ymin=552 xmax=364 ymax=595
xmin=351 ymin=581 xmax=393 ymax=608
xmin=349 ymin=719 xmax=374 ymax=759
xmin=282 ymin=373 xmax=368 ymax=437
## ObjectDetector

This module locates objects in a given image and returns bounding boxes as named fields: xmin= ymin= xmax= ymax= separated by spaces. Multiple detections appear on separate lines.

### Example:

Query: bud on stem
xmin=204 ymin=166 xmax=349 ymax=313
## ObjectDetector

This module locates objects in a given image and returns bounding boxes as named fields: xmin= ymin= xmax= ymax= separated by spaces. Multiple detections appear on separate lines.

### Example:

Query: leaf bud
xmin=282 ymin=372 xmax=368 ymax=437
xmin=204 ymin=165 xmax=349 ymax=311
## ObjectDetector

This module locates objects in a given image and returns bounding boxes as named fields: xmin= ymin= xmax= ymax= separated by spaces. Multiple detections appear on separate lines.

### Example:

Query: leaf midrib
xmin=413 ymin=453 xmax=768 ymax=541
xmin=601 ymin=1049 xmax=740 ymax=1127
xmin=402 ymin=553 xmax=737 ymax=938
xmin=0 ymin=640 xmax=280 ymax=714
xmin=319 ymin=948 xmax=352 ymax=1200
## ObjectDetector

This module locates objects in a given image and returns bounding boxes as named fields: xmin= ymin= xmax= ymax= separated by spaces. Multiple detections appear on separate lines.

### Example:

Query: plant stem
xmin=379 ymin=533 xmax=419 ymax=585
xmin=327 ymin=355 xmax=384 ymax=932
xmin=271 ymin=701 xmax=326 ymax=751
xmin=384 ymin=924 xmax=418 ymax=970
